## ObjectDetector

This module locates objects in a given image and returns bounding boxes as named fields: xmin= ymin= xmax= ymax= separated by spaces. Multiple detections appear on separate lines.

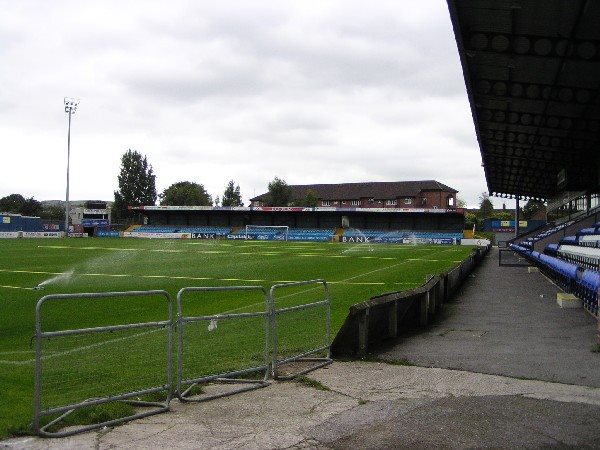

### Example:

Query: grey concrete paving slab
xmin=2 ymin=362 xmax=599 ymax=449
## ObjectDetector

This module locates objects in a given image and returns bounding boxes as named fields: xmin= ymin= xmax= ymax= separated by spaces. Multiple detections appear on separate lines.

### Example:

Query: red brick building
xmin=250 ymin=180 xmax=458 ymax=209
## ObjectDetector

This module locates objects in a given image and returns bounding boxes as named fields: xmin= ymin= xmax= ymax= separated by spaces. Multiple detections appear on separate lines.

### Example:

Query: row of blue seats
xmin=232 ymin=228 xmax=334 ymax=235
xmin=520 ymin=220 xmax=575 ymax=249
xmin=545 ymin=243 xmax=600 ymax=271
xmin=134 ymin=226 xmax=232 ymax=235
xmin=557 ymin=234 xmax=600 ymax=248
xmin=511 ymin=244 xmax=599 ymax=315
xmin=574 ymin=270 xmax=600 ymax=315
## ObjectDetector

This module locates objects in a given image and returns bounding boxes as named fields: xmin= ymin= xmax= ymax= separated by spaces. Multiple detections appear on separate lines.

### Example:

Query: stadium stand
xmin=132 ymin=225 xmax=232 ymax=236
xmin=519 ymin=221 xmax=575 ymax=250
xmin=510 ymin=218 xmax=600 ymax=317
xmin=231 ymin=227 xmax=335 ymax=242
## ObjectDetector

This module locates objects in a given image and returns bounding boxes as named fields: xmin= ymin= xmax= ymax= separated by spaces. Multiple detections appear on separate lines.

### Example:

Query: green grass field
xmin=0 ymin=237 xmax=475 ymax=438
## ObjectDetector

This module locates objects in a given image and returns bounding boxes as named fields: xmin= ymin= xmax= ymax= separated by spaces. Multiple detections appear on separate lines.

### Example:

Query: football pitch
xmin=0 ymin=238 xmax=475 ymax=437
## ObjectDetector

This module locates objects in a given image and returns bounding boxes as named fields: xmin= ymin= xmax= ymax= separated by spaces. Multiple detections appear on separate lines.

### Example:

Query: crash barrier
xmin=331 ymin=245 xmax=490 ymax=357
xmin=33 ymin=291 xmax=173 ymax=437
xmin=33 ymin=281 xmax=332 ymax=437
xmin=270 ymin=280 xmax=332 ymax=379
xmin=176 ymin=286 xmax=271 ymax=402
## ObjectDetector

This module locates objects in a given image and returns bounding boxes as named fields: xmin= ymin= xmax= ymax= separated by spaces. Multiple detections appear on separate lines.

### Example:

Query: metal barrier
xmin=33 ymin=290 xmax=173 ymax=437
xmin=176 ymin=286 xmax=270 ymax=402
xmin=269 ymin=280 xmax=332 ymax=379
xmin=499 ymin=248 xmax=530 ymax=267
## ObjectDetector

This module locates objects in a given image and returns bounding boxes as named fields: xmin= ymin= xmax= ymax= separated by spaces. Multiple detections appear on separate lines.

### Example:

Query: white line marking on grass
xmin=0 ymin=284 xmax=36 ymax=290
xmin=0 ymin=268 xmax=395 ymax=288
xmin=0 ymin=329 xmax=161 ymax=366
xmin=37 ymin=244 xmax=403 ymax=261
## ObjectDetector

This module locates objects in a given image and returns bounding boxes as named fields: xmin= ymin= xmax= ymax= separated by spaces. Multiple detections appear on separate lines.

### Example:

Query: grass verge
xmin=294 ymin=376 xmax=330 ymax=391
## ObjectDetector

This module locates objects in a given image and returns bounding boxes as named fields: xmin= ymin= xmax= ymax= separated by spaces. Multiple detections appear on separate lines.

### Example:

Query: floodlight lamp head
xmin=64 ymin=97 xmax=80 ymax=114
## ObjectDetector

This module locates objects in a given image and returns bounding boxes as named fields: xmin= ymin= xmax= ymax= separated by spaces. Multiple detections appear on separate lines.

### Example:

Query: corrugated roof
xmin=251 ymin=180 xmax=457 ymax=202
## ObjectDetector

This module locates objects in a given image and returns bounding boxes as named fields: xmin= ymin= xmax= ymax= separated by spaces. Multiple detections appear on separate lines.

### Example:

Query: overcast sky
xmin=0 ymin=0 xmax=505 ymax=208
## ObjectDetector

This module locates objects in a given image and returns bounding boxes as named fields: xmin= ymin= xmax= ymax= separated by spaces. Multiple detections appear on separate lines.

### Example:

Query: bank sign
xmin=191 ymin=232 xmax=218 ymax=239
xmin=341 ymin=236 xmax=455 ymax=245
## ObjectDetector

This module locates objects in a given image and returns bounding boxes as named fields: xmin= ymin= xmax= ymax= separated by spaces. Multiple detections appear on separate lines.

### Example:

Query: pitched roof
xmin=250 ymin=180 xmax=457 ymax=202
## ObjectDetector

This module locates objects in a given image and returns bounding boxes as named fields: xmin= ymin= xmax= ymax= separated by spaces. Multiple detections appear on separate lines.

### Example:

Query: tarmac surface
xmin=378 ymin=247 xmax=599 ymax=386
xmin=2 ymin=248 xmax=599 ymax=449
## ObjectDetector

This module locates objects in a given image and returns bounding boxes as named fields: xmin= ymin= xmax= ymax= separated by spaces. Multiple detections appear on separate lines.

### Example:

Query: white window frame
xmin=322 ymin=200 xmax=330 ymax=206
xmin=404 ymin=198 xmax=412 ymax=205
xmin=386 ymin=199 xmax=397 ymax=206
xmin=350 ymin=200 xmax=360 ymax=206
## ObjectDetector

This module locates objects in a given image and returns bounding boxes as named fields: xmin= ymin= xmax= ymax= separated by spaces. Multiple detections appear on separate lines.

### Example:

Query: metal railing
xmin=33 ymin=290 xmax=173 ymax=437
xmin=269 ymin=280 xmax=332 ymax=379
xmin=32 ymin=281 xmax=334 ymax=437
xmin=175 ymin=286 xmax=270 ymax=402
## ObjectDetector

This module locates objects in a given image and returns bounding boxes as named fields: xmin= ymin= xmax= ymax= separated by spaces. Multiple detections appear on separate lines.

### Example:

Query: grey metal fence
xmin=269 ymin=279 xmax=332 ymax=380
xmin=33 ymin=290 xmax=173 ymax=437
xmin=176 ymin=286 xmax=270 ymax=402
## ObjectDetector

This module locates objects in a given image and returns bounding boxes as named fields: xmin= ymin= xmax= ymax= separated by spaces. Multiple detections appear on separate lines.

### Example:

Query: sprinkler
xmin=33 ymin=285 xmax=45 ymax=291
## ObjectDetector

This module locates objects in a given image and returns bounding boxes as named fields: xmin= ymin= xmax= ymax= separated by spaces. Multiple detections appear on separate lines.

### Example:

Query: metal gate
xmin=33 ymin=290 xmax=173 ymax=437
xmin=176 ymin=286 xmax=270 ymax=402
xmin=269 ymin=279 xmax=332 ymax=379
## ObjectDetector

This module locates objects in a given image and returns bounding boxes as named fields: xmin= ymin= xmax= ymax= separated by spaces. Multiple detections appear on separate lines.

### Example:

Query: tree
xmin=522 ymin=199 xmax=545 ymax=220
xmin=113 ymin=150 xmax=157 ymax=221
xmin=477 ymin=192 xmax=494 ymax=219
xmin=267 ymin=177 xmax=293 ymax=206
xmin=21 ymin=197 xmax=43 ymax=216
xmin=494 ymin=211 xmax=513 ymax=221
xmin=0 ymin=194 xmax=42 ymax=216
xmin=221 ymin=180 xmax=243 ymax=207
xmin=159 ymin=181 xmax=212 ymax=206
xmin=0 ymin=194 xmax=26 ymax=213
xmin=294 ymin=189 xmax=318 ymax=207
xmin=464 ymin=211 xmax=477 ymax=229
xmin=39 ymin=204 xmax=65 ymax=221
xmin=456 ymin=197 xmax=467 ymax=208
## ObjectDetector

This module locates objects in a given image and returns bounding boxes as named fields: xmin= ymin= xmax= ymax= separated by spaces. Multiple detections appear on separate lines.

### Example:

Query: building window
xmin=404 ymin=198 xmax=412 ymax=205
xmin=386 ymin=199 xmax=397 ymax=206
xmin=322 ymin=201 xmax=330 ymax=206
xmin=351 ymin=200 xmax=360 ymax=206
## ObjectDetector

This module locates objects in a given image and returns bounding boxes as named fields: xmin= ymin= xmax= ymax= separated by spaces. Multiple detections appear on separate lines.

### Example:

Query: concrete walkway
xmin=378 ymin=247 xmax=599 ymax=386
xmin=2 ymin=362 xmax=600 ymax=449
xmin=2 ymin=248 xmax=599 ymax=449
